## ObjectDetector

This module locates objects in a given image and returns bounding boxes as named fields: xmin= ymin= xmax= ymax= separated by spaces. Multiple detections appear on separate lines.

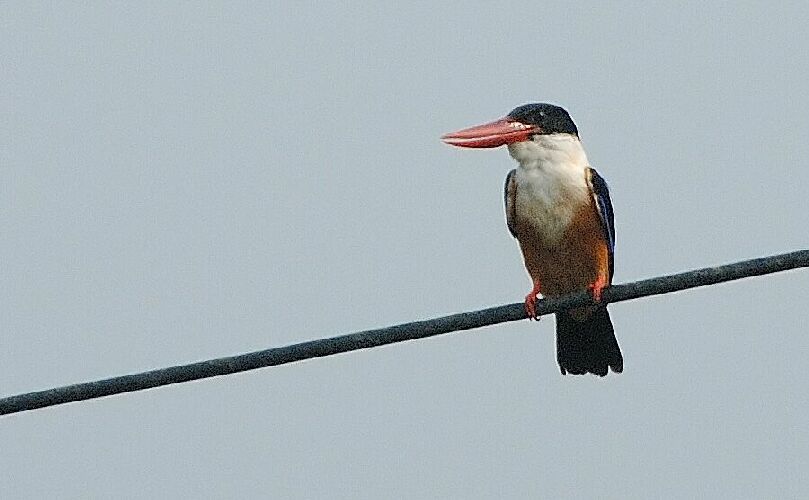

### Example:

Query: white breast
xmin=509 ymin=135 xmax=591 ymax=245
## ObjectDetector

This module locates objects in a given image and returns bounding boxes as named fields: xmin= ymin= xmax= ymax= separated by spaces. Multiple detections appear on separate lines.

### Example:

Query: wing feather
xmin=504 ymin=169 xmax=517 ymax=238
xmin=587 ymin=167 xmax=615 ymax=282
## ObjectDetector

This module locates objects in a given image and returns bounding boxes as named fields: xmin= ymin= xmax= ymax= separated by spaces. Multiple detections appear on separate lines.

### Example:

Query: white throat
xmin=508 ymin=133 xmax=591 ymax=245
xmin=507 ymin=133 xmax=589 ymax=171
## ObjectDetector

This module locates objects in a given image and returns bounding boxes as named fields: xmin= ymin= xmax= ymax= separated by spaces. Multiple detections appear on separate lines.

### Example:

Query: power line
xmin=1 ymin=250 xmax=807 ymax=416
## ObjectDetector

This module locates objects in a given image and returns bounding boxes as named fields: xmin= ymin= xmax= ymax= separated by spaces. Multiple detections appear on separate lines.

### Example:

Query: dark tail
xmin=555 ymin=307 xmax=623 ymax=376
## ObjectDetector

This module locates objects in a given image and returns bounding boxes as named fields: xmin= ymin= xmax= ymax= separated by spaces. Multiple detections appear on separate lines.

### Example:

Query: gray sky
xmin=2 ymin=2 xmax=808 ymax=498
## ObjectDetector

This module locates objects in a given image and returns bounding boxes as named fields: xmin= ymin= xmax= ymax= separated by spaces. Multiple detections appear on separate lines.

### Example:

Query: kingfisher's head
xmin=441 ymin=103 xmax=585 ymax=167
xmin=505 ymin=103 xmax=578 ymax=138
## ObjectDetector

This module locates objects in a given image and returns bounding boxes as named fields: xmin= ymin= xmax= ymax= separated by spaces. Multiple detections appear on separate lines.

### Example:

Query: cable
xmin=1 ymin=250 xmax=807 ymax=416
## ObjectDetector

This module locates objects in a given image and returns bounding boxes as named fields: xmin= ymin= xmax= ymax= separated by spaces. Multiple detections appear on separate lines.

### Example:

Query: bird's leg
xmin=588 ymin=276 xmax=609 ymax=303
xmin=524 ymin=281 xmax=542 ymax=320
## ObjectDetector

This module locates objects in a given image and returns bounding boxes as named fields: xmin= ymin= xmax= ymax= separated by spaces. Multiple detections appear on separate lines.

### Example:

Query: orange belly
xmin=518 ymin=201 xmax=610 ymax=298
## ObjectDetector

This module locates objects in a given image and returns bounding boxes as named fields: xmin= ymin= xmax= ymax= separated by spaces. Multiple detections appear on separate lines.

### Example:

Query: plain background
xmin=2 ymin=2 xmax=808 ymax=498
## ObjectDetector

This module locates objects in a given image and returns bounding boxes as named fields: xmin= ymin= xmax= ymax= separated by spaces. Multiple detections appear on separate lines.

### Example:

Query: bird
xmin=441 ymin=103 xmax=623 ymax=376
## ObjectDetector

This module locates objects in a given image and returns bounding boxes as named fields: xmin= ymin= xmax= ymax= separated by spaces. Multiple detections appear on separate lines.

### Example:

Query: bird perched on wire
xmin=441 ymin=103 xmax=622 ymax=376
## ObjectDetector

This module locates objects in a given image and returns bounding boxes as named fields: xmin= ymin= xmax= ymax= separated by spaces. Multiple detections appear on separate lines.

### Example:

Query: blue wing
xmin=587 ymin=168 xmax=615 ymax=282
xmin=504 ymin=169 xmax=517 ymax=237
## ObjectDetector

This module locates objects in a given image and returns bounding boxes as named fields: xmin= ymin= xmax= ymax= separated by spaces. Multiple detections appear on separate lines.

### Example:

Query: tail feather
xmin=555 ymin=307 xmax=623 ymax=376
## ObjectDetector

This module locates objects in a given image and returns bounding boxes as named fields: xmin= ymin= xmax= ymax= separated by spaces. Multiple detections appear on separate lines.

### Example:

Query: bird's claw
xmin=524 ymin=281 xmax=543 ymax=320
xmin=524 ymin=293 xmax=538 ymax=320
xmin=588 ymin=277 xmax=608 ymax=303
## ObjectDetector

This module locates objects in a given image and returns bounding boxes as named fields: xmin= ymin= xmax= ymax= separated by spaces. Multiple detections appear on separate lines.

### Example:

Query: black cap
xmin=507 ymin=103 xmax=578 ymax=137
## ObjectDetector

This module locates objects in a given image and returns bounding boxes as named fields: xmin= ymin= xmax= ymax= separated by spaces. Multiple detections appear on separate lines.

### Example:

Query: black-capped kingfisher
xmin=442 ymin=103 xmax=623 ymax=376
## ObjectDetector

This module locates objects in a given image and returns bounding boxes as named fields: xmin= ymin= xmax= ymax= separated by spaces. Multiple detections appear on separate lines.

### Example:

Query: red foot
xmin=524 ymin=281 xmax=542 ymax=320
xmin=588 ymin=277 xmax=609 ymax=303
